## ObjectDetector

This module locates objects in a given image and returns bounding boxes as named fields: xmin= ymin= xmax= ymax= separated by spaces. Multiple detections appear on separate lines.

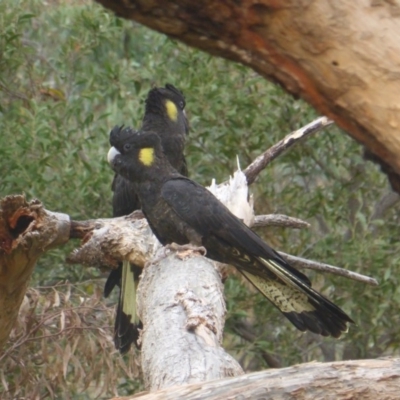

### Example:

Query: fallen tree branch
xmin=115 ymin=357 xmax=400 ymax=400
xmin=0 ymin=117 xmax=378 ymax=393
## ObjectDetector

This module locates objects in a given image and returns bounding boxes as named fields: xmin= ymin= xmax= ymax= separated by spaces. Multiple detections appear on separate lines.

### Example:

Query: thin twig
xmin=254 ymin=214 xmax=310 ymax=229
xmin=244 ymin=116 xmax=334 ymax=184
xmin=279 ymin=252 xmax=379 ymax=286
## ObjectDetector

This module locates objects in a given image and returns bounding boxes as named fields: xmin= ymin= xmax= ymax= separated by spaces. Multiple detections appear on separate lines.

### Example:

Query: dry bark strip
xmin=94 ymin=0 xmax=400 ymax=191
xmin=115 ymin=357 xmax=400 ymax=400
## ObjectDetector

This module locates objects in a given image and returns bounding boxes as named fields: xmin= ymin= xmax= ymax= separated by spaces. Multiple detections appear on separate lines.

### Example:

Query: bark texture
xmin=117 ymin=357 xmax=400 ymax=400
xmin=138 ymin=252 xmax=243 ymax=390
xmin=95 ymin=0 xmax=400 ymax=189
xmin=68 ymin=212 xmax=161 ymax=269
xmin=0 ymin=196 xmax=70 ymax=350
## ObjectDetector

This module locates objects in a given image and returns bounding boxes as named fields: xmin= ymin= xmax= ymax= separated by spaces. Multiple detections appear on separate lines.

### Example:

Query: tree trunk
xmin=94 ymin=0 xmax=400 ymax=191
xmin=0 ymin=196 xmax=70 ymax=350
xmin=138 ymin=252 xmax=243 ymax=390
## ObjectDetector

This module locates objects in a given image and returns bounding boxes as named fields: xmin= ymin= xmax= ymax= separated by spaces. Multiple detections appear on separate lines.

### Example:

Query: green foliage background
xmin=2 ymin=0 xmax=400 ymax=398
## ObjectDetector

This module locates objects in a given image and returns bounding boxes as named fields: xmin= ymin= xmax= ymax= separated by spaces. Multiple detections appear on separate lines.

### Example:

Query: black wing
xmin=111 ymin=173 xmax=141 ymax=217
xmin=161 ymin=177 xmax=309 ymax=282
xmin=161 ymin=177 xmax=353 ymax=337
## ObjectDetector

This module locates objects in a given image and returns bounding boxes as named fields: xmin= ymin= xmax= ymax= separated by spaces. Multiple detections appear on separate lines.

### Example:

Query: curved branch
xmin=244 ymin=117 xmax=333 ymax=184
xmin=94 ymin=0 xmax=400 ymax=191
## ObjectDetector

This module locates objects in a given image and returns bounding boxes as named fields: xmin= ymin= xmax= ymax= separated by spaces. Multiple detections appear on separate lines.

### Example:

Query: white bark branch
xmin=117 ymin=357 xmax=400 ymax=400
xmin=279 ymin=252 xmax=379 ymax=287
xmin=138 ymin=252 xmax=243 ymax=390
xmin=253 ymin=214 xmax=310 ymax=229
xmin=67 ymin=215 xmax=161 ymax=269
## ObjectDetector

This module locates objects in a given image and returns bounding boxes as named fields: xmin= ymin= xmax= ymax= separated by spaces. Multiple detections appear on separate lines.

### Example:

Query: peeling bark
xmin=138 ymin=252 xmax=243 ymax=390
xmin=67 ymin=211 xmax=160 ymax=269
xmin=94 ymin=0 xmax=400 ymax=190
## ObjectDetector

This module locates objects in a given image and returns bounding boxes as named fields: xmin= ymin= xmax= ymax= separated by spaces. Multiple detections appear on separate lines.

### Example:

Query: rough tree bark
xmin=0 ymin=196 xmax=70 ymax=349
xmin=94 ymin=0 xmax=400 ymax=191
xmin=118 ymin=357 xmax=400 ymax=400
xmin=137 ymin=253 xmax=243 ymax=390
